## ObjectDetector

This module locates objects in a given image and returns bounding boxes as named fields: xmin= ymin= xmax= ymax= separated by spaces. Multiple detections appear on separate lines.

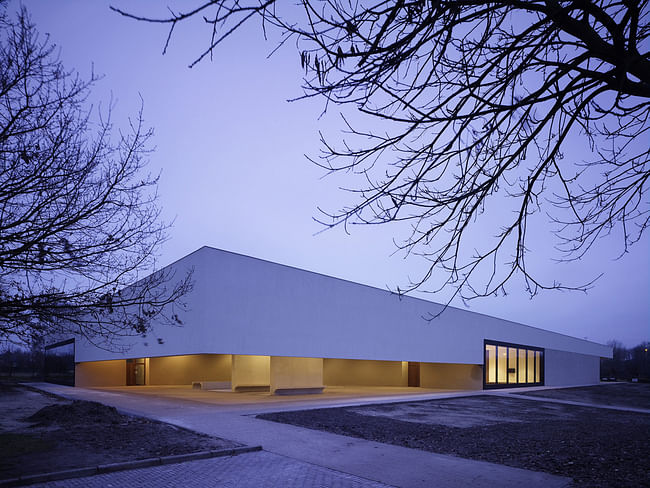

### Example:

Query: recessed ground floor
xmin=69 ymin=344 xmax=602 ymax=393
xmin=74 ymin=354 xmax=485 ymax=394
xmin=59 ymin=340 xmax=602 ymax=393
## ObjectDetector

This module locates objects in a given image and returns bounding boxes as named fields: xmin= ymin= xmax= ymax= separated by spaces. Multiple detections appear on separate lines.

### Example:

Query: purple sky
xmin=19 ymin=1 xmax=649 ymax=347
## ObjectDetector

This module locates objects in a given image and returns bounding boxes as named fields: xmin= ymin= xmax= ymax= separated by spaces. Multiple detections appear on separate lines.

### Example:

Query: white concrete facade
xmin=544 ymin=349 xmax=601 ymax=386
xmin=73 ymin=246 xmax=612 ymax=390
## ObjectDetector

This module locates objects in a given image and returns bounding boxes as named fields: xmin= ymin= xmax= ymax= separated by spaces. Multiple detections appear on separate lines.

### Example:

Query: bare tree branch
xmin=0 ymin=7 xmax=192 ymax=350
xmin=114 ymin=0 xmax=649 ymax=308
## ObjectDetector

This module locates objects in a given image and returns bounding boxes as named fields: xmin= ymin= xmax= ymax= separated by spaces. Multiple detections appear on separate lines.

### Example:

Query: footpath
xmin=25 ymin=384 xmax=572 ymax=488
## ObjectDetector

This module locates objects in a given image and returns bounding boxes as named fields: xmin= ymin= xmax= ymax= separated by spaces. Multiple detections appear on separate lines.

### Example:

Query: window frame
xmin=483 ymin=339 xmax=544 ymax=389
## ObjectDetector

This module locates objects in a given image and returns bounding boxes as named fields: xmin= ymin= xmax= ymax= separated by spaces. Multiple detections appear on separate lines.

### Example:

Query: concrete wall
xmin=270 ymin=356 xmax=323 ymax=393
xmin=148 ymin=354 xmax=231 ymax=385
xmin=231 ymin=355 xmax=270 ymax=390
xmin=75 ymin=247 xmax=611 ymax=373
xmin=544 ymin=349 xmax=600 ymax=386
xmin=323 ymin=358 xmax=407 ymax=386
xmin=75 ymin=360 xmax=126 ymax=387
xmin=420 ymin=362 xmax=483 ymax=390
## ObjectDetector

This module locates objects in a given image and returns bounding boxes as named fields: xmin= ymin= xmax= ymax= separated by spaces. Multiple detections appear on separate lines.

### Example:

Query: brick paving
xmin=27 ymin=383 xmax=573 ymax=488
xmin=30 ymin=451 xmax=392 ymax=488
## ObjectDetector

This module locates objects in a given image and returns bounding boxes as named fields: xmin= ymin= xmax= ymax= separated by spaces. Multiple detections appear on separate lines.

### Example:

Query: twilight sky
xmin=17 ymin=1 xmax=649 ymax=347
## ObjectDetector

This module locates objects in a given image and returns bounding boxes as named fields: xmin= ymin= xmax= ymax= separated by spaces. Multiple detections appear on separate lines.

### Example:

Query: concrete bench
xmin=191 ymin=381 xmax=231 ymax=390
xmin=233 ymin=384 xmax=270 ymax=392
xmin=273 ymin=386 xmax=324 ymax=395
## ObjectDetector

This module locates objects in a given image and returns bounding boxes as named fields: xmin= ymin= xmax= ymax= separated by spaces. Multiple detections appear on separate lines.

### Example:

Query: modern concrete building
xmin=56 ymin=246 xmax=611 ymax=393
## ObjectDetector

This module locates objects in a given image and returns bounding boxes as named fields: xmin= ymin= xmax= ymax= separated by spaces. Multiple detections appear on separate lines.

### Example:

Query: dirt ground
xmin=517 ymin=382 xmax=650 ymax=409
xmin=0 ymin=383 xmax=240 ymax=480
xmin=259 ymin=385 xmax=650 ymax=488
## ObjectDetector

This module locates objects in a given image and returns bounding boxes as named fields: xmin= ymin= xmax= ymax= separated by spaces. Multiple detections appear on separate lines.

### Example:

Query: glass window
xmin=497 ymin=346 xmax=507 ymax=384
xmin=508 ymin=347 xmax=517 ymax=383
xmin=44 ymin=339 xmax=75 ymax=386
xmin=518 ymin=349 xmax=527 ymax=383
xmin=486 ymin=344 xmax=496 ymax=383
xmin=484 ymin=341 xmax=543 ymax=388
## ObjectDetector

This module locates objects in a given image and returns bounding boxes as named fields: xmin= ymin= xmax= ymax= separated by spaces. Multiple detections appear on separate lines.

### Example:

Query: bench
xmin=273 ymin=386 xmax=324 ymax=395
xmin=191 ymin=381 xmax=231 ymax=390
xmin=232 ymin=384 xmax=270 ymax=392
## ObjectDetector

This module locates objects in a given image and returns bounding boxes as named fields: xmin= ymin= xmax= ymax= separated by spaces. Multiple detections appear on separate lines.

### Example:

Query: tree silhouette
xmin=114 ymin=1 xmax=649 ymax=305
xmin=0 ymin=7 xmax=191 ymax=349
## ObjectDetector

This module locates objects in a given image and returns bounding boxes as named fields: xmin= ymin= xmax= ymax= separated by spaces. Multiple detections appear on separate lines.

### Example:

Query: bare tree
xmin=114 ymin=1 xmax=649 ymax=306
xmin=0 ymin=7 xmax=191 ymax=349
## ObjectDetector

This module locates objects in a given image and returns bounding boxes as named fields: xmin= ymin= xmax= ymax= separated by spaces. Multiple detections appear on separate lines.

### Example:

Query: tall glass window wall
xmin=484 ymin=340 xmax=544 ymax=388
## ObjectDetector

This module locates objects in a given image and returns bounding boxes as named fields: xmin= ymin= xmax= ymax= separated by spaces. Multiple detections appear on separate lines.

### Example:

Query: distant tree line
xmin=0 ymin=344 xmax=44 ymax=381
xmin=601 ymin=341 xmax=650 ymax=381
xmin=0 ymin=337 xmax=73 ymax=385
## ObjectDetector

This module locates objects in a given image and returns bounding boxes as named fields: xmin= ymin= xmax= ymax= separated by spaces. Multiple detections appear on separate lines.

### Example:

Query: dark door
xmin=126 ymin=359 xmax=146 ymax=386
xmin=408 ymin=362 xmax=420 ymax=387
xmin=134 ymin=363 xmax=145 ymax=385
xmin=126 ymin=361 xmax=136 ymax=385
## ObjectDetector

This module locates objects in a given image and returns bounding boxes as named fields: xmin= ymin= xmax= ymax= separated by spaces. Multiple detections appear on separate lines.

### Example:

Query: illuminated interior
xmin=484 ymin=340 xmax=544 ymax=388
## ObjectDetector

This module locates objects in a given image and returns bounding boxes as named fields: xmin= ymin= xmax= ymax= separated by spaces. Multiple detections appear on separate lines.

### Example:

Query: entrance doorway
xmin=407 ymin=362 xmax=420 ymax=387
xmin=126 ymin=358 xmax=146 ymax=386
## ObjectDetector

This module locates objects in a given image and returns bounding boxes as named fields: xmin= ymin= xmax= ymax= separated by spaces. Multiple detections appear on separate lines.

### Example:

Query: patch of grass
xmin=0 ymin=432 xmax=54 ymax=458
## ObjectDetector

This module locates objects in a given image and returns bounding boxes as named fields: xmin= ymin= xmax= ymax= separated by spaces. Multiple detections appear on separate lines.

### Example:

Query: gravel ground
xmin=259 ymin=391 xmax=650 ymax=488
xmin=517 ymin=382 xmax=650 ymax=409
xmin=0 ymin=383 xmax=240 ymax=480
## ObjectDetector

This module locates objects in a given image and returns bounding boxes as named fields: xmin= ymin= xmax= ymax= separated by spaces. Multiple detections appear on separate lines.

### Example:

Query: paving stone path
xmin=30 ymin=451 xmax=392 ymax=488
xmin=26 ymin=383 xmax=573 ymax=488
